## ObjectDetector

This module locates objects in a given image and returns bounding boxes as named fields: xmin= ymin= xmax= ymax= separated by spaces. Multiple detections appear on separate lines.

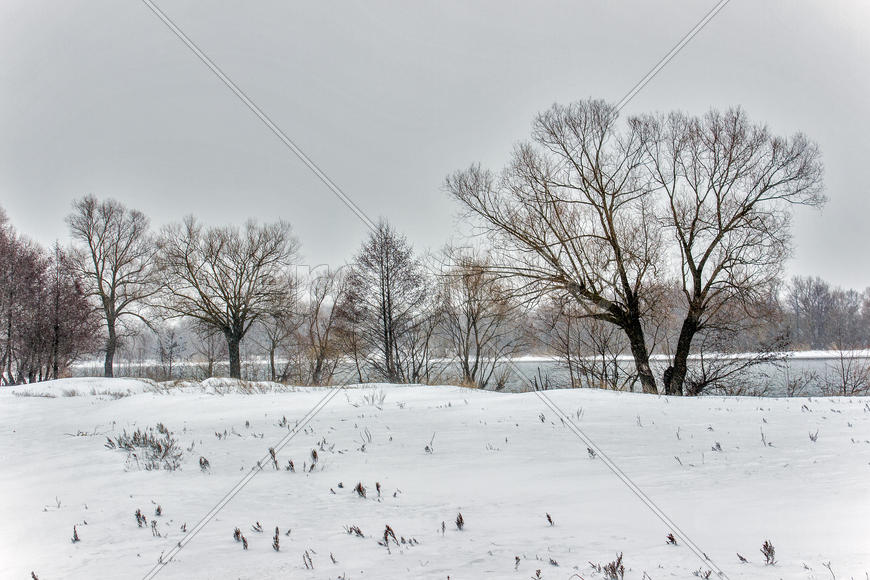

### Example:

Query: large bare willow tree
xmin=636 ymin=108 xmax=824 ymax=394
xmin=448 ymin=100 xmax=824 ymax=395
xmin=156 ymin=217 xmax=299 ymax=379
xmin=447 ymin=100 xmax=663 ymax=393
xmin=67 ymin=196 xmax=157 ymax=377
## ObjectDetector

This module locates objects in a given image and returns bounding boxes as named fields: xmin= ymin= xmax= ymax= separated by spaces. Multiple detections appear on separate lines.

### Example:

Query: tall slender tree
xmin=440 ymin=252 xmax=523 ymax=389
xmin=45 ymin=243 xmax=100 ymax=380
xmin=340 ymin=221 xmax=429 ymax=383
xmin=301 ymin=268 xmax=347 ymax=385
xmin=67 ymin=196 xmax=157 ymax=377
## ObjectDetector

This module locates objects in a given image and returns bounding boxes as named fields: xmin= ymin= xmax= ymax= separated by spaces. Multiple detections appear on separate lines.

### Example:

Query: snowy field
xmin=1 ymin=378 xmax=868 ymax=579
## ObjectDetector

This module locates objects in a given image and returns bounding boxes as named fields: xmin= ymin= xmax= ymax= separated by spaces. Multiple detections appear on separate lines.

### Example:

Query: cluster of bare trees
xmin=0 ymin=209 xmax=98 ymax=384
xmin=67 ymin=197 xmax=158 ymax=377
xmin=28 ymin=198 xmax=527 ymax=387
xmin=4 ymin=100 xmax=864 ymax=395
xmin=334 ymin=224 xmax=526 ymax=387
xmin=63 ymin=200 xmax=306 ymax=382
xmin=785 ymin=276 xmax=870 ymax=350
xmin=447 ymin=99 xmax=825 ymax=395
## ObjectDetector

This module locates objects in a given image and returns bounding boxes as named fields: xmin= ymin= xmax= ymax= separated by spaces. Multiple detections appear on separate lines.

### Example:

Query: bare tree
xmin=536 ymin=296 xmax=635 ymax=390
xmin=45 ymin=243 xmax=101 ymax=380
xmin=818 ymin=285 xmax=870 ymax=396
xmin=300 ymin=268 xmax=347 ymax=385
xmin=398 ymin=290 xmax=444 ymax=385
xmin=638 ymin=107 xmax=824 ymax=394
xmin=0 ymin=217 xmax=42 ymax=383
xmin=154 ymin=322 xmax=187 ymax=380
xmin=823 ymin=351 xmax=870 ymax=396
xmin=188 ymin=320 xmax=227 ymax=379
xmin=440 ymin=252 xmax=524 ymax=389
xmin=252 ymin=273 xmax=302 ymax=382
xmin=156 ymin=217 xmax=299 ymax=379
xmin=340 ymin=221 xmax=429 ymax=383
xmin=786 ymin=276 xmax=833 ymax=349
xmin=828 ymin=287 xmax=867 ymax=349
xmin=0 ymin=211 xmax=97 ymax=383
xmin=446 ymin=100 xmax=663 ymax=393
xmin=67 ymin=196 xmax=157 ymax=377
xmin=677 ymin=293 xmax=789 ymax=396
xmin=786 ymin=276 xmax=869 ymax=353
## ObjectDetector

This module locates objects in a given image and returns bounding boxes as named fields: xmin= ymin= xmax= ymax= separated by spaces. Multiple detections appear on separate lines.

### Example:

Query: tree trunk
xmin=5 ymin=282 xmax=14 ymax=383
xmin=52 ymin=274 xmax=61 ymax=380
xmin=624 ymin=318 xmax=657 ymax=394
xmin=269 ymin=347 xmax=277 ymax=382
xmin=668 ymin=314 xmax=698 ymax=396
xmin=312 ymin=357 xmax=322 ymax=385
xmin=52 ymin=325 xmax=60 ymax=380
xmin=226 ymin=334 xmax=242 ymax=379
xmin=104 ymin=321 xmax=117 ymax=378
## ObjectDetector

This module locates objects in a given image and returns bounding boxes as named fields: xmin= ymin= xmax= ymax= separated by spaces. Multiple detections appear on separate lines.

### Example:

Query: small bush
xmin=604 ymin=553 xmax=625 ymax=580
xmin=761 ymin=540 xmax=776 ymax=565
xmin=590 ymin=553 xmax=624 ymax=580
xmin=359 ymin=389 xmax=386 ymax=408
xmin=105 ymin=425 xmax=182 ymax=471
xmin=383 ymin=524 xmax=398 ymax=546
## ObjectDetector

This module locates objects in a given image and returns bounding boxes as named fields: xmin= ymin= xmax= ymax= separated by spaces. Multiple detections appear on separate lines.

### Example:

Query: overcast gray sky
xmin=1 ymin=1 xmax=868 ymax=288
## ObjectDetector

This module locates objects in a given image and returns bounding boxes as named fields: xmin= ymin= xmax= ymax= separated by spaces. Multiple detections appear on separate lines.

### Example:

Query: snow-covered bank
xmin=1 ymin=378 xmax=868 ymax=578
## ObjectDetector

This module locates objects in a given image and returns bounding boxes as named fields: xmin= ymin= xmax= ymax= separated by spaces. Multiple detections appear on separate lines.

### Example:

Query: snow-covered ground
xmin=1 ymin=379 xmax=868 ymax=579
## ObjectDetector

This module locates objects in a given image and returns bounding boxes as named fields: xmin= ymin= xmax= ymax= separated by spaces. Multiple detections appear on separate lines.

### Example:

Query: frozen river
xmin=72 ymin=351 xmax=870 ymax=397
